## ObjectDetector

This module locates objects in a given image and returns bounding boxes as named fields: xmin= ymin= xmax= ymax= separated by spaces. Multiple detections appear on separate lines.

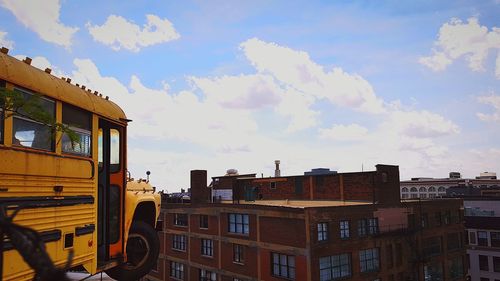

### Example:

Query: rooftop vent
xmin=226 ymin=169 xmax=238 ymax=176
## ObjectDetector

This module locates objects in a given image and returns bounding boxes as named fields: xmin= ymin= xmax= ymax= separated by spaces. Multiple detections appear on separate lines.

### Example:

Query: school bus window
xmin=0 ymin=98 xmax=3 ymax=145
xmin=12 ymin=88 xmax=55 ymax=151
xmin=62 ymin=103 xmax=91 ymax=157
xmin=109 ymin=184 xmax=121 ymax=243
xmin=0 ymin=80 xmax=4 ymax=144
xmin=98 ymin=129 xmax=103 ymax=171
xmin=110 ymin=129 xmax=120 ymax=173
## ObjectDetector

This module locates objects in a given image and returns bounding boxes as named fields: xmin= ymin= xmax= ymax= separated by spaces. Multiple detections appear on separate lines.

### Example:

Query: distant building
xmin=400 ymin=172 xmax=500 ymax=281
xmin=144 ymin=165 xmax=465 ymax=281
xmin=400 ymin=172 xmax=500 ymax=199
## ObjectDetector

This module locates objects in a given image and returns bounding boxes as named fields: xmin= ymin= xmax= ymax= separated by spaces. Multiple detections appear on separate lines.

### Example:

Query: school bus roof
xmin=0 ymin=52 xmax=127 ymax=124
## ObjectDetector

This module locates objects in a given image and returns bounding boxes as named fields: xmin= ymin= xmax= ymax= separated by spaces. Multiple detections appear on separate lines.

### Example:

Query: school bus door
xmin=97 ymin=120 xmax=124 ymax=264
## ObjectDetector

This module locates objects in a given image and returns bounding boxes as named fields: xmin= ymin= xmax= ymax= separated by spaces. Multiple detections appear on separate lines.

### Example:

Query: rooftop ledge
xmin=221 ymin=199 xmax=373 ymax=208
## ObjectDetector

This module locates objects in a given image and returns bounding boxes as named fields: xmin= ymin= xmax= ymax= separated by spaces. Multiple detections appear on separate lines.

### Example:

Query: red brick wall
xmin=191 ymin=170 xmax=210 ymax=204
xmin=255 ymin=177 xmax=305 ymax=200
xmin=260 ymin=248 xmax=308 ymax=281
xmin=250 ymin=172 xmax=378 ymax=202
xmin=164 ymin=233 xmax=188 ymax=260
xmin=259 ymin=217 xmax=306 ymax=248
xmin=189 ymin=237 xmax=219 ymax=269
xmin=220 ymin=212 xmax=258 ymax=241
xmin=342 ymin=172 xmax=376 ymax=201
xmin=189 ymin=214 xmax=219 ymax=236
xmin=220 ymin=241 xmax=258 ymax=278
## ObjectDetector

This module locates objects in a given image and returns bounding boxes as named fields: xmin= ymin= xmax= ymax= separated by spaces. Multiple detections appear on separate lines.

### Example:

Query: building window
xmin=233 ymin=244 xmax=244 ymax=264
xmin=490 ymin=231 xmax=500 ymax=247
xmin=478 ymin=231 xmax=488 ymax=246
xmin=62 ymin=103 xmax=91 ymax=157
xmin=479 ymin=255 xmax=489 ymax=271
xmin=386 ymin=244 xmax=393 ymax=269
xmin=368 ymin=218 xmax=379 ymax=235
xmin=174 ymin=213 xmax=188 ymax=226
xmin=199 ymin=269 xmax=216 ymax=281
xmin=172 ymin=234 xmax=187 ymax=251
xmin=359 ymin=248 xmax=379 ymax=272
xmin=358 ymin=218 xmax=378 ymax=236
xmin=170 ymin=261 xmax=184 ymax=279
xmin=358 ymin=219 xmax=367 ymax=237
xmin=270 ymin=182 xmax=276 ymax=189
xmin=435 ymin=212 xmax=442 ymax=226
xmin=12 ymin=88 xmax=55 ymax=151
xmin=395 ymin=243 xmax=403 ymax=266
xmin=444 ymin=211 xmax=451 ymax=225
xmin=200 ymin=215 xmax=209 ymax=229
xmin=493 ymin=256 xmax=500 ymax=272
xmin=401 ymin=194 xmax=408 ymax=199
xmin=201 ymin=239 xmax=213 ymax=257
xmin=421 ymin=213 xmax=428 ymax=228
xmin=317 ymin=222 xmax=328 ymax=241
xmin=319 ymin=253 xmax=351 ymax=280
xmin=448 ymin=256 xmax=463 ymax=279
xmin=228 ymin=213 xmax=249 ymax=234
xmin=424 ymin=263 xmax=443 ymax=280
xmin=272 ymin=253 xmax=295 ymax=279
xmin=339 ymin=220 xmax=350 ymax=239
xmin=447 ymin=233 xmax=461 ymax=251
xmin=423 ymin=237 xmax=442 ymax=257
xmin=469 ymin=231 xmax=477 ymax=244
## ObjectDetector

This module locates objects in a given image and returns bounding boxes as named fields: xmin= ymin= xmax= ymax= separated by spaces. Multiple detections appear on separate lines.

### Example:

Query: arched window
xmin=419 ymin=187 xmax=427 ymax=193
xmin=402 ymin=187 xmax=409 ymax=193
xmin=410 ymin=187 xmax=418 ymax=192
xmin=438 ymin=186 xmax=446 ymax=192
xmin=428 ymin=186 xmax=436 ymax=192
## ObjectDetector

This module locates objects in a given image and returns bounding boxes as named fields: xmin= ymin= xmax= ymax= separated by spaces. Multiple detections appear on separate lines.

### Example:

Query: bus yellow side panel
xmin=0 ymin=149 xmax=97 ymax=280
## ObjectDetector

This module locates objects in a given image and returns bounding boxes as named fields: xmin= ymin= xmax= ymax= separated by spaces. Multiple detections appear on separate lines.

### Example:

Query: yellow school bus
xmin=0 ymin=48 xmax=161 ymax=281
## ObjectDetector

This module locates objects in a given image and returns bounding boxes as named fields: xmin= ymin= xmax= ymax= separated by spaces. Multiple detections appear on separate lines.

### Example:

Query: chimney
xmin=274 ymin=160 xmax=281 ymax=177
xmin=190 ymin=170 xmax=209 ymax=204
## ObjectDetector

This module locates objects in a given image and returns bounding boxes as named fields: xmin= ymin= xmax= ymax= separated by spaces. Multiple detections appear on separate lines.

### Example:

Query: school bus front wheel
xmin=105 ymin=221 xmax=160 ymax=281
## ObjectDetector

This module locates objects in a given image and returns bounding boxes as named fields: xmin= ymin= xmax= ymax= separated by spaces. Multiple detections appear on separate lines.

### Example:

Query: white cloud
xmin=0 ymin=30 xmax=14 ymax=49
xmin=0 ymin=0 xmax=78 ymax=47
xmin=87 ymin=14 xmax=180 ymax=52
xmin=496 ymin=54 xmax=500 ymax=79
xmin=240 ymin=38 xmax=386 ymax=114
xmin=477 ymin=94 xmax=500 ymax=122
xmin=190 ymin=74 xmax=282 ymax=109
xmin=420 ymin=17 xmax=500 ymax=78
xmin=26 ymin=38 xmax=466 ymax=190
xmin=318 ymin=124 xmax=368 ymax=141
xmin=387 ymin=110 xmax=460 ymax=138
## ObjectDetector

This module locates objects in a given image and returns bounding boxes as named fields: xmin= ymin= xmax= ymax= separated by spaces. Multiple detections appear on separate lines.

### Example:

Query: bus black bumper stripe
xmin=0 ymin=195 xmax=94 ymax=209
xmin=3 ymin=229 xmax=61 ymax=251
xmin=75 ymin=224 xmax=95 ymax=236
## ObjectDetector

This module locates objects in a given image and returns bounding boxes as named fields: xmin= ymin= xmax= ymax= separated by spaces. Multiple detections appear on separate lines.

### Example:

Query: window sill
xmin=227 ymin=232 xmax=250 ymax=237
xmin=233 ymin=261 xmax=245 ymax=266
xmin=271 ymin=274 xmax=295 ymax=280
xmin=172 ymin=248 xmax=186 ymax=253
xmin=201 ymin=255 xmax=214 ymax=259
xmin=173 ymin=225 xmax=188 ymax=228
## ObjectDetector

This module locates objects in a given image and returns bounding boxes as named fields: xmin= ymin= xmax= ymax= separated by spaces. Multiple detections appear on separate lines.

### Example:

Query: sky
xmin=0 ymin=0 xmax=499 ymax=192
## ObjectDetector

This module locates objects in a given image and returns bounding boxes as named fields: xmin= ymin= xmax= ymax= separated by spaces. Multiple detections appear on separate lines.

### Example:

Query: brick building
xmin=145 ymin=164 xmax=465 ymax=281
